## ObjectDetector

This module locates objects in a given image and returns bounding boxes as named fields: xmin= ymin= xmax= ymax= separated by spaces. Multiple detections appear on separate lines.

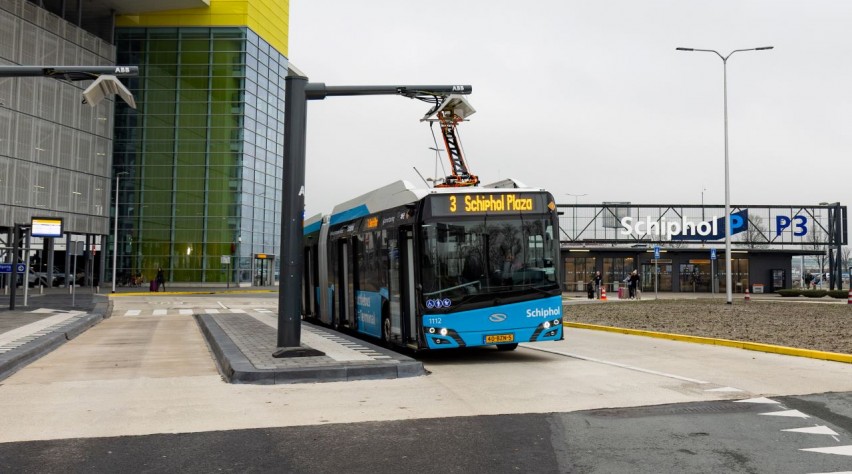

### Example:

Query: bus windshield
xmin=419 ymin=215 xmax=559 ymax=306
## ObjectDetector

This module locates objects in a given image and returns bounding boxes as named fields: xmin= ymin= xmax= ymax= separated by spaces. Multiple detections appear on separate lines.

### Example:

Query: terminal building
xmin=1 ymin=0 xmax=289 ymax=287
xmin=557 ymin=203 xmax=847 ymax=295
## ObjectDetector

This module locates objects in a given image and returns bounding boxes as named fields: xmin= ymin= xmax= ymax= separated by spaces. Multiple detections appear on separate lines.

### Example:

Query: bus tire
xmin=496 ymin=343 xmax=518 ymax=352
xmin=382 ymin=315 xmax=392 ymax=344
xmin=381 ymin=301 xmax=391 ymax=345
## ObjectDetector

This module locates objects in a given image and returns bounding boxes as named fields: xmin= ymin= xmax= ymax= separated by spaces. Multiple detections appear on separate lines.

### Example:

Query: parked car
xmin=30 ymin=266 xmax=64 ymax=287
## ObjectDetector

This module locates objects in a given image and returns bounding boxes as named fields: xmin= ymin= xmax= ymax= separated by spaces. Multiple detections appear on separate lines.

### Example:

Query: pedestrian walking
xmin=156 ymin=266 xmax=165 ymax=292
xmin=593 ymin=271 xmax=602 ymax=299
xmin=628 ymin=270 xmax=640 ymax=299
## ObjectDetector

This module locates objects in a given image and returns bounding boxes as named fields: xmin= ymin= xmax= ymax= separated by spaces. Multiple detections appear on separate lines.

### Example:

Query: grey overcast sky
xmin=289 ymin=0 xmax=851 ymax=216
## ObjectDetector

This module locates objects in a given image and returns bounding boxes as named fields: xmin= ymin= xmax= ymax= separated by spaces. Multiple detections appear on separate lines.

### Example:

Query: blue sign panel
xmin=0 ymin=263 xmax=25 ymax=274
xmin=710 ymin=248 xmax=717 ymax=260
xmin=654 ymin=246 xmax=660 ymax=259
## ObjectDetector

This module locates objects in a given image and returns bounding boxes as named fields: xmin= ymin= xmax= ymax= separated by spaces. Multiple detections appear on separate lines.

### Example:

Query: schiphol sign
xmin=620 ymin=209 xmax=811 ymax=241
xmin=620 ymin=210 xmax=749 ymax=241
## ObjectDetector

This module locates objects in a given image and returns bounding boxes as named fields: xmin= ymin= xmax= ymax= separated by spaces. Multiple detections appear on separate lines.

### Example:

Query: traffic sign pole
xmin=9 ymin=224 xmax=21 ymax=310
xmin=23 ymin=230 xmax=31 ymax=307
xmin=710 ymin=248 xmax=717 ymax=294
xmin=653 ymin=246 xmax=660 ymax=300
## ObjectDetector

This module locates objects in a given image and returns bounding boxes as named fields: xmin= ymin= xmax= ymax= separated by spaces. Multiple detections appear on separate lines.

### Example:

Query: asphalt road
xmin=0 ymin=393 xmax=850 ymax=473
xmin=0 ymin=293 xmax=850 ymax=472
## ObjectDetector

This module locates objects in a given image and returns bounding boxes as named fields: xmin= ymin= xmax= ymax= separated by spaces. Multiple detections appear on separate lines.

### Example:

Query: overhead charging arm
xmin=421 ymin=95 xmax=479 ymax=187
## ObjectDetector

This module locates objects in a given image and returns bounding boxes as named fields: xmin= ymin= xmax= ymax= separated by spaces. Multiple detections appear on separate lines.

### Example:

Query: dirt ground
xmin=565 ymin=298 xmax=852 ymax=355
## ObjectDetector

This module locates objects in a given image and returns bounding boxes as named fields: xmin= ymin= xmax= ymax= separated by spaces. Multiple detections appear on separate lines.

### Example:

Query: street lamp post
xmin=111 ymin=171 xmax=128 ymax=293
xmin=564 ymin=193 xmax=587 ymax=241
xmin=676 ymin=46 xmax=773 ymax=304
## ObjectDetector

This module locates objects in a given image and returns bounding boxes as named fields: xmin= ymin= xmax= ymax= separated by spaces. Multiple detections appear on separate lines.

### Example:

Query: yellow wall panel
xmin=117 ymin=0 xmax=289 ymax=56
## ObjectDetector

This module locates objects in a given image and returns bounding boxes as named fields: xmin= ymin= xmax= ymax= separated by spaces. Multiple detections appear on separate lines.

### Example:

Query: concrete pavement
xmin=0 ymin=285 xmax=424 ymax=384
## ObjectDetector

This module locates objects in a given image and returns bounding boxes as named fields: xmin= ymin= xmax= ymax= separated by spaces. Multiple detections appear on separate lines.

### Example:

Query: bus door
xmin=336 ymin=238 xmax=355 ymax=329
xmin=302 ymin=245 xmax=317 ymax=318
xmin=399 ymin=227 xmax=418 ymax=347
xmin=387 ymin=231 xmax=402 ymax=343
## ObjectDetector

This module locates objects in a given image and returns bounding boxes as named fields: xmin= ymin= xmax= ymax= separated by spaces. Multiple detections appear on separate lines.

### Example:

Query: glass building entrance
xmin=641 ymin=260 xmax=672 ymax=292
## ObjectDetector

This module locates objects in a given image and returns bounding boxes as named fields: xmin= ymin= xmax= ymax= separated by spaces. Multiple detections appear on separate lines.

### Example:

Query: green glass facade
xmin=113 ymin=27 xmax=285 ymax=284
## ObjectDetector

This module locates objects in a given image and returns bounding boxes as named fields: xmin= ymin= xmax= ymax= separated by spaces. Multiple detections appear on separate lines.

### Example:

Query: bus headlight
xmin=543 ymin=321 xmax=551 ymax=329
xmin=439 ymin=327 xmax=448 ymax=336
xmin=428 ymin=327 xmax=436 ymax=334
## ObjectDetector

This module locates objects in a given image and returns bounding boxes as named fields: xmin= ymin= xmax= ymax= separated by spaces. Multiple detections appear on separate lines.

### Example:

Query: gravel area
xmin=565 ymin=298 xmax=852 ymax=355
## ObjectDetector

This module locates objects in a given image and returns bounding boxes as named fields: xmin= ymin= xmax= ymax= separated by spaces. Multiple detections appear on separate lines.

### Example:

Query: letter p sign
xmin=729 ymin=214 xmax=745 ymax=232
xmin=776 ymin=216 xmax=791 ymax=237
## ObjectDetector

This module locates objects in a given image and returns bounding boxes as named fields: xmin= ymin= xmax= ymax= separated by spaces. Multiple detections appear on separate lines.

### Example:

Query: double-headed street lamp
xmin=676 ymin=46 xmax=773 ymax=304
xmin=111 ymin=171 xmax=128 ymax=293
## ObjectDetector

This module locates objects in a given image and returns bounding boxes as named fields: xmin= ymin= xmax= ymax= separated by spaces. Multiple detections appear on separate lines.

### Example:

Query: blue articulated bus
xmin=302 ymin=179 xmax=563 ymax=351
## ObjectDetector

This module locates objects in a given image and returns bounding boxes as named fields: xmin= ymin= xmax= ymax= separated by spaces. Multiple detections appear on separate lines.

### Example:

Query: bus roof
xmin=309 ymin=179 xmax=549 ymax=228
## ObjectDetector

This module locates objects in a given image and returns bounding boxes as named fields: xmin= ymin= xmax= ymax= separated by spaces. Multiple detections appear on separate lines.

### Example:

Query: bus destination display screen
xmin=429 ymin=193 xmax=551 ymax=217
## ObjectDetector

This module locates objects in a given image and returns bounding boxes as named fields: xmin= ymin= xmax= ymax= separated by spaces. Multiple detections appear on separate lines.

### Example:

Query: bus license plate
xmin=485 ymin=334 xmax=514 ymax=344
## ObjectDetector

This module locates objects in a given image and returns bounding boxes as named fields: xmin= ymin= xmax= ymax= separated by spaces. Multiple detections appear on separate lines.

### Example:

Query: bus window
xmin=420 ymin=217 xmax=559 ymax=303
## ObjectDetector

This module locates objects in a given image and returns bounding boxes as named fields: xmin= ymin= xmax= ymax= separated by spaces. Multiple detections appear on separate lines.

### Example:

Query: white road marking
xmin=179 ymin=309 xmax=193 ymax=315
xmin=152 ymin=309 xmax=167 ymax=316
xmin=705 ymin=387 xmax=744 ymax=392
xmin=782 ymin=425 xmax=839 ymax=436
xmin=256 ymin=308 xmax=273 ymax=313
xmin=521 ymin=345 xmax=709 ymax=384
xmin=230 ymin=309 xmax=247 ymax=313
xmin=124 ymin=310 xmax=141 ymax=316
xmin=799 ymin=445 xmax=852 ymax=456
xmin=735 ymin=397 xmax=780 ymax=404
xmin=760 ymin=409 xmax=810 ymax=418
xmin=217 ymin=301 xmax=227 ymax=309
xmin=203 ymin=309 xmax=220 ymax=314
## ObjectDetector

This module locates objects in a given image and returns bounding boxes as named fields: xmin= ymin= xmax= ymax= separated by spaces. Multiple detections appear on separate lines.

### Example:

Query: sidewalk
xmin=0 ymin=285 xmax=424 ymax=384
xmin=0 ymin=286 xmax=108 ymax=381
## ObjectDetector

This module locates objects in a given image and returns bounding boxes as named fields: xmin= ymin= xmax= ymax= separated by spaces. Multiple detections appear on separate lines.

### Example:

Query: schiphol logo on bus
xmin=620 ymin=210 xmax=750 ymax=241
xmin=525 ymin=307 xmax=561 ymax=318
xmin=489 ymin=313 xmax=508 ymax=323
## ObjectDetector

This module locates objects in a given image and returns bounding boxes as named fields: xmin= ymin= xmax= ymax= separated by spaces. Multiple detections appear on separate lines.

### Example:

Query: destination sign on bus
xmin=430 ymin=193 xmax=545 ymax=216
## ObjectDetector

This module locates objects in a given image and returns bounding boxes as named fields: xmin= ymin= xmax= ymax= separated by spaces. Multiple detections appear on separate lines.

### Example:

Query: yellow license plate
xmin=485 ymin=334 xmax=514 ymax=344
